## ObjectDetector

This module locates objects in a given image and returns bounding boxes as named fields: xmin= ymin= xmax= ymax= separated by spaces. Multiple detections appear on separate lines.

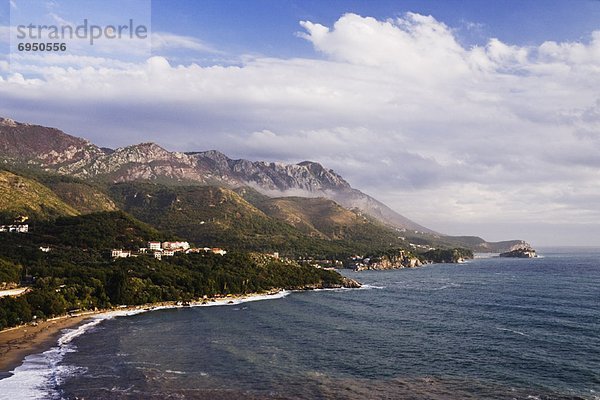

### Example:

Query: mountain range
xmin=0 ymin=117 xmax=526 ymax=253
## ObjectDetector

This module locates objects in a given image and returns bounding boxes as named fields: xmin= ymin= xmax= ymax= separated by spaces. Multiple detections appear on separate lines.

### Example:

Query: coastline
xmin=0 ymin=313 xmax=96 ymax=375
xmin=0 ymin=289 xmax=289 ymax=376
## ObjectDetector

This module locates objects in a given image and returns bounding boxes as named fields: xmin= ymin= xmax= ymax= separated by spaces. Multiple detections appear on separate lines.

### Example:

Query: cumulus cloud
xmin=299 ymin=13 xmax=469 ymax=81
xmin=0 ymin=12 xmax=599 ymax=244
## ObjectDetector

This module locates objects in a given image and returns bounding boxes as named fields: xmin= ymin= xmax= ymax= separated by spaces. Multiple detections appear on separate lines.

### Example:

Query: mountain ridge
xmin=0 ymin=117 xmax=526 ymax=251
xmin=0 ymin=117 xmax=429 ymax=232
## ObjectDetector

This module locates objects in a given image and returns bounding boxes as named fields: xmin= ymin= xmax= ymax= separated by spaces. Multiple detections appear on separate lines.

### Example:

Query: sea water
xmin=1 ymin=248 xmax=598 ymax=399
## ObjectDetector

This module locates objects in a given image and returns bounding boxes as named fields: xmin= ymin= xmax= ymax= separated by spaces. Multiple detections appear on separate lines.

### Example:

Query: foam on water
xmin=357 ymin=284 xmax=385 ymax=290
xmin=0 ymin=315 xmax=111 ymax=400
xmin=496 ymin=327 xmax=529 ymax=336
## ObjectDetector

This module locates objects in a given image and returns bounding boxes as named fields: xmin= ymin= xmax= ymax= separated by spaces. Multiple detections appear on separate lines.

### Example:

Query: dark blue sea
xmin=1 ymin=248 xmax=599 ymax=399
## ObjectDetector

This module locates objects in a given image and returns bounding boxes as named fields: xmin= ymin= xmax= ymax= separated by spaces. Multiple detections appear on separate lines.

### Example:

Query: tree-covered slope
xmin=0 ymin=170 xmax=79 ymax=222
xmin=241 ymin=192 xmax=407 ymax=246
xmin=40 ymin=175 xmax=118 ymax=214
xmin=0 ymin=211 xmax=353 ymax=330
xmin=108 ymin=183 xmax=407 ymax=257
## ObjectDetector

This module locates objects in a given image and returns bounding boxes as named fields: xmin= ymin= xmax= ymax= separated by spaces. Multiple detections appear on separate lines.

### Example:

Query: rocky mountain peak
xmin=192 ymin=150 xmax=232 ymax=171
xmin=127 ymin=142 xmax=167 ymax=152
xmin=295 ymin=161 xmax=350 ymax=190
xmin=0 ymin=117 xmax=102 ymax=165
xmin=103 ymin=142 xmax=193 ymax=165
xmin=0 ymin=118 xmax=18 ymax=127
xmin=0 ymin=117 xmax=433 ymax=232
xmin=195 ymin=149 xmax=229 ymax=161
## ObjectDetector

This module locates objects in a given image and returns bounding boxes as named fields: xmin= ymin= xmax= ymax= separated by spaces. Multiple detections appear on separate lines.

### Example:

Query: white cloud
xmin=152 ymin=32 xmax=221 ymax=54
xmin=0 ymin=12 xmax=599 ymax=245
xmin=48 ymin=12 xmax=73 ymax=27
xmin=299 ymin=13 xmax=469 ymax=82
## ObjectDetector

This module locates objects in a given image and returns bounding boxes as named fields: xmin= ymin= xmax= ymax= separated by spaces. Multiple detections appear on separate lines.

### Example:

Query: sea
xmin=0 ymin=248 xmax=598 ymax=399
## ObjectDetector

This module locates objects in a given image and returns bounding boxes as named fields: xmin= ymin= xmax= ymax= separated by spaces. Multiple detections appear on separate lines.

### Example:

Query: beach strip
xmin=0 ymin=289 xmax=289 ymax=375
xmin=0 ymin=313 xmax=95 ymax=374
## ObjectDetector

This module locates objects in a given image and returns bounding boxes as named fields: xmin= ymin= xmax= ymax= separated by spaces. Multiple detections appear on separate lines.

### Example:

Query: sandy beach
xmin=0 ymin=313 xmax=96 ymax=374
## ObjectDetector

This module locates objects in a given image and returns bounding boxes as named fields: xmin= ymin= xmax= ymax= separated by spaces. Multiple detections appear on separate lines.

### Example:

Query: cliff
xmin=499 ymin=248 xmax=537 ymax=258
xmin=352 ymin=250 xmax=423 ymax=271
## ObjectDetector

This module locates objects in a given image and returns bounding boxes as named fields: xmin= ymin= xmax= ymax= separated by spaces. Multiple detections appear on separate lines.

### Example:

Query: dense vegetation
xmin=0 ymin=258 xmax=21 ymax=287
xmin=0 ymin=251 xmax=342 ymax=330
xmin=421 ymin=248 xmax=474 ymax=263
xmin=40 ymin=175 xmax=118 ymax=214
xmin=0 ymin=212 xmax=345 ymax=330
xmin=0 ymin=170 xmax=78 ymax=223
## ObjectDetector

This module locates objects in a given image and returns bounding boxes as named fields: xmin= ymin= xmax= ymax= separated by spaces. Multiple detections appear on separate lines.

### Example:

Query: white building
xmin=162 ymin=250 xmax=175 ymax=257
xmin=111 ymin=249 xmax=131 ymax=258
xmin=148 ymin=241 xmax=161 ymax=251
xmin=153 ymin=252 xmax=162 ymax=260
xmin=0 ymin=224 xmax=29 ymax=233
xmin=162 ymin=241 xmax=190 ymax=251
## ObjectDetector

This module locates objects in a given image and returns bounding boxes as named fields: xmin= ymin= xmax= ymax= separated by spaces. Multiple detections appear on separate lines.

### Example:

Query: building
xmin=111 ymin=249 xmax=131 ymax=258
xmin=0 ymin=224 xmax=29 ymax=233
xmin=148 ymin=241 xmax=161 ymax=251
xmin=162 ymin=241 xmax=190 ymax=251
xmin=162 ymin=250 xmax=175 ymax=257
xmin=211 ymin=248 xmax=227 ymax=256
xmin=153 ymin=252 xmax=162 ymax=260
xmin=15 ymin=225 xmax=28 ymax=233
xmin=39 ymin=246 xmax=51 ymax=253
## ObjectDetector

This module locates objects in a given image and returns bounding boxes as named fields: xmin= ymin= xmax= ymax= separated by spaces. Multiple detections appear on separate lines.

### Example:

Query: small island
xmin=499 ymin=246 xmax=537 ymax=258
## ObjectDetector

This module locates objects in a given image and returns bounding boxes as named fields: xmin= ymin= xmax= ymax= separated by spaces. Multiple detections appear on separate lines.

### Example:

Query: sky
xmin=1 ymin=0 xmax=599 ymax=246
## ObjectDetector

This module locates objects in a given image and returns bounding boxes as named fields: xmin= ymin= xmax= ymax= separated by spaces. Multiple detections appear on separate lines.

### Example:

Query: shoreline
xmin=0 ymin=313 xmax=97 ymax=375
xmin=0 ymin=289 xmax=288 ymax=376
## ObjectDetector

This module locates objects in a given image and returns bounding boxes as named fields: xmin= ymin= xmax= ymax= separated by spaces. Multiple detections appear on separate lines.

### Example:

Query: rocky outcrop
xmin=499 ymin=245 xmax=537 ymax=258
xmin=340 ymin=276 xmax=362 ymax=288
xmin=353 ymin=250 xmax=423 ymax=271
xmin=309 ymin=276 xmax=362 ymax=289
xmin=421 ymin=248 xmax=474 ymax=264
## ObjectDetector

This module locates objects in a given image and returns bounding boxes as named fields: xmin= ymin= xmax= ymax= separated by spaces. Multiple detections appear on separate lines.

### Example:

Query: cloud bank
xmin=1 ymin=12 xmax=599 ymax=244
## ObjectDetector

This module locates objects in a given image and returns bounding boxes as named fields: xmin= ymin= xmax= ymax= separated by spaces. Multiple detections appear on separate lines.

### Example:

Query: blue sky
xmin=149 ymin=0 xmax=600 ymax=63
xmin=3 ymin=1 xmax=600 ymax=61
xmin=1 ymin=1 xmax=600 ymax=246
xmin=150 ymin=0 xmax=600 ymax=47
